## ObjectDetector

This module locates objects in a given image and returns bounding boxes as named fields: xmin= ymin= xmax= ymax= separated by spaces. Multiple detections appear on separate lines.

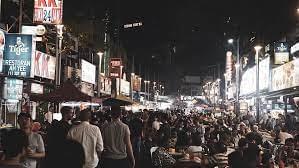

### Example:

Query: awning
xmin=102 ymin=95 xmax=134 ymax=106
xmin=30 ymin=80 xmax=92 ymax=103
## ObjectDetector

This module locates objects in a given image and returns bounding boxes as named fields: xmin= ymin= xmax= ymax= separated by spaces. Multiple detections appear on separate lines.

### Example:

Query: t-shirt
xmin=102 ymin=120 xmax=130 ymax=159
xmin=22 ymin=132 xmax=45 ymax=168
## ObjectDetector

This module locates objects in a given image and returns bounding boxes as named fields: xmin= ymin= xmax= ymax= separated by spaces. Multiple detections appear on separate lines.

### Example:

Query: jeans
xmin=132 ymin=136 xmax=142 ymax=154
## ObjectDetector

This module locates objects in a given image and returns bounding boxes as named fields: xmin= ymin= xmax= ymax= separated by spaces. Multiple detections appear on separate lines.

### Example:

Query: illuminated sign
xmin=3 ymin=78 xmax=23 ymax=100
xmin=33 ymin=0 xmax=63 ymax=24
xmin=3 ymin=34 xmax=35 ymax=77
xmin=124 ymin=22 xmax=143 ymax=28
xmin=274 ymin=42 xmax=289 ymax=64
xmin=272 ymin=59 xmax=299 ymax=91
xmin=291 ymin=42 xmax=299 ymax=54
xmin=81 ymin=59 xmax=96 ymax=84
xmin=34 ymin=51 xmax=56 ymax=80
xmin=109 ymin=58 xmax=122 ymax=78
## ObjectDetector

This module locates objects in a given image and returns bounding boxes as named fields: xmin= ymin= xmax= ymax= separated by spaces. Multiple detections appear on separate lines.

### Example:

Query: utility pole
xmin=18 ymin=0 xmax=23 ymax=33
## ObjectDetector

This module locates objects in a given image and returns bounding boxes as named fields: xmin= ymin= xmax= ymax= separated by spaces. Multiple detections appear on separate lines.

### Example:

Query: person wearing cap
xmin=17 ymin=113 xmax=45 ymax=168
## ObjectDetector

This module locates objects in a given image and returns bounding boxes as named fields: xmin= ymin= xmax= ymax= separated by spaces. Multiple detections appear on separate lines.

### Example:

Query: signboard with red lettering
xmin=109 ymin=58 xmax=122 ymax=78
xmin=33 ymin=0 xmax=63 ymax=24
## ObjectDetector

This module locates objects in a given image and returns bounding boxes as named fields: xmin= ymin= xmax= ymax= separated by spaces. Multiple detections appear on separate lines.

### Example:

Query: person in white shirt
xmin=152 ymin=117 xmax=160 ymax=131
xmin=279 ymin=127 xmax=294 ymax=144
xmin=68 ymin=109 xmax=104 ymax=168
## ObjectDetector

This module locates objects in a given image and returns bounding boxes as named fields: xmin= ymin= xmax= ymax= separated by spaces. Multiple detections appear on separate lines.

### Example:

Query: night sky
xmin=63 ymin=0 xmax=297 ymax=75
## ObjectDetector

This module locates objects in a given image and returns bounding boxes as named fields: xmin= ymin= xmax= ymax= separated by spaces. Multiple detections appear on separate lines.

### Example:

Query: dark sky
xmin=64 ymin=0 xmax=297 ymax=75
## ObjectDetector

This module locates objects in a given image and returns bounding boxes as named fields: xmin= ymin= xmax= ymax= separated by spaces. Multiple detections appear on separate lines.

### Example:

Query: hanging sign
xmin=33 ymin=0 xmax=63 ymax=24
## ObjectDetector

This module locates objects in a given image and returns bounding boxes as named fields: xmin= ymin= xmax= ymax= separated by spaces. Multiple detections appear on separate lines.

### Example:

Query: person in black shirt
xmin=130 ymin=113 xmax=143 ymax=157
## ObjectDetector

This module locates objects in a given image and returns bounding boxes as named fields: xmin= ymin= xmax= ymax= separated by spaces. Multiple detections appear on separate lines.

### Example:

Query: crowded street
xmin=0 ymin=0 xmax=299 ymax=168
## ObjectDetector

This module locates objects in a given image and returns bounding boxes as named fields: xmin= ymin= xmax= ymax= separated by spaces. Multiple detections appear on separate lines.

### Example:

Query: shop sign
xmin=99 ymin=75 xmax=111 ymax=95
xmin=132 ymin=75 xmax=141 ymax=92
xmin=33 ymin=0 xmax=63 ymax=24
xmin=31 ymin=83 xmax=44 ymax=94
xmin=291 ymin=42 xmax=299 ymax=54
xmin=3 ymin=78 xmax=23 ymax=100
xmin=116 ymin=78 xmax=130 ymax=96
xmin=81 ymin=59 xmax=96 ymax=84
xmin=34 ymin=51 xmax=56 ymax=80
xmin=225 ymin=51 xmax=233 ymax=81
xmin=274 ymin=42 xmax=289 ymax=64
xmin=0 ymin=29 xmax=5 ymax=72
xmin=272 ymin=59 xmax=299 ymax=91
xmin=109 ymin=58 xmax=122 ymax=78
xmin=3 ymin=34 xmax=35 ymax=78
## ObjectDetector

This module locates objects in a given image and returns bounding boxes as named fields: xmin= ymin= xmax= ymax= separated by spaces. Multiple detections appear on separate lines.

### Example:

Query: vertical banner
xmin=3 ymin=34 xmax=35 ymax=78
xmin=35 ymin=51 xmax=56 ymax=80
xmin=33 ymin=0 xmax=63 ymax=24
xmin=0 ymin=29 xmax=5 ymax=72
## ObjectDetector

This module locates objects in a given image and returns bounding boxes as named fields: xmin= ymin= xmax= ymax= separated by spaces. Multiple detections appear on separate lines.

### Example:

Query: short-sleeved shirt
xmin=22 ymin=132 xmax=45 ymax=168
xmin=102 ymin=120 xmax=130 ymax=159
xmin=67 ymin=121 xmax=103 ymax=168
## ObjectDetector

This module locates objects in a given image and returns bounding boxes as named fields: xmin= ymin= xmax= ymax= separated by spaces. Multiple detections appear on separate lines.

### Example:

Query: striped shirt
xmin=208 ymin=153 xmax=228 ymax=168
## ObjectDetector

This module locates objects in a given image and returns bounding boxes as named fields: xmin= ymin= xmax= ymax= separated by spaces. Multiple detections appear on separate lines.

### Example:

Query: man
xmin=46 ymin=106 xmax=74 ymax=166
xmin=0 ymin=129 xmax=28 ymax=168
xmin=67 ymin=109 xmax=103 ymax=168
xmin=130 ymin=113 xmax=143 ymax=157
xmin=102 ymin=106 xmax=135 ymax=168
xmin=17 ymin=113 xmax=45 ymax=168
xmin=152 ymin=117 xmax=160 ymax=132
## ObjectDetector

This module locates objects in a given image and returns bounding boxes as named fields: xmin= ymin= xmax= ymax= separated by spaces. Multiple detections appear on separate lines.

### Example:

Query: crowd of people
xmin=0 ymin=106 xmax=298 ymax=168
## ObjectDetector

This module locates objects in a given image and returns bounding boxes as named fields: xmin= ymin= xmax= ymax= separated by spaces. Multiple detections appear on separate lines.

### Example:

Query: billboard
xmin=3 ymin=34 xmax=35 ymax=77
xmin=33 ymin=0 xmax=63 ymax=24
xmin=274 ymin=42 xmax=289 ymax=65
xmin=81 ymin=59 xmax=96 ymax=84
xmin=109 ymin=58 xmax=122 ymax=78
xmin=240 ymin=57 xmax=270 ymax=95
xmin=34 ymin=51 xmax=56 ymax=80
xmin=3 ymin=78 xmax=23 ymax=100
xmin=116 ymin=78 xmax=130 ymax=96
xmin=99 ymin=75 xmax=111 ymax=95
xmin=0 ymin=29 xmax=5 ymax=72
xmin=272 ymin=59 xmax=299 ymax=91
xmin=31 ymin=83 xmax=44 ymax=94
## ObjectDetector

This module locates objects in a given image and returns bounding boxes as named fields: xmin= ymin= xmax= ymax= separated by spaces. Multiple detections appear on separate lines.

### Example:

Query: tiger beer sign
xmin=33 ymin=0 xmax=63 ymax=24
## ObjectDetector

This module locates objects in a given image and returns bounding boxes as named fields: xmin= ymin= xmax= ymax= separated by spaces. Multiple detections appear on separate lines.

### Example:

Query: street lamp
xmin=97 ymin=51 xmax=103 ymax=75
xmin=119 ymin=65 xmax=123 ymax=96
xmin=228 ymin=39 xmax=234 ymax=44
xmin=55 ymin=24 xmax=64 ymax=87
xmin=131 ymin=73 xmax=135 ymax=100
xmin=254 ymin=45 xmax=262 ymax=123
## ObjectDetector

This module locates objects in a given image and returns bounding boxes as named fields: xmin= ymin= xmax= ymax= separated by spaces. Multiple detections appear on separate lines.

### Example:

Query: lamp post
xmin=119 ymin=65 xmax=123 ymax=96
xmin=254 ymin=45 xmax=262 ymax=123
xmin=55 ymin=25 xmax=64 ymax=87
xmin=144 ymin=80 xmax=148 ymax=102
xmin=147 ymin=81 xmax=151 ymax=101
xmin=228 ymin=38 xmax=240 ymax=116
xmin=97 ymin=51 xmax=103 ymax=75
xmin=131 ymin=73 xmax=135 ymax=100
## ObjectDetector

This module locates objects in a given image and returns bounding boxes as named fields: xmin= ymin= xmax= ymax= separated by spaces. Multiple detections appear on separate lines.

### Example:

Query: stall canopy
xmin=30 ymin=81 xmax=92 ymax=102
xmin=103 ymin=95 xmax=134 ymax=106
